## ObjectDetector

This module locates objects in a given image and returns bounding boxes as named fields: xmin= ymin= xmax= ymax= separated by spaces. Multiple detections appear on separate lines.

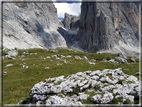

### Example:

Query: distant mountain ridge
xmin=2 ymin=1 xmax=140 ymax=58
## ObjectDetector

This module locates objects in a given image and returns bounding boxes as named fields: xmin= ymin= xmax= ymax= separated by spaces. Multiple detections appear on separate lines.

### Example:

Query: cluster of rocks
xmin=20 ymin=63 xmax=29 ymax=69
xmin=50 ymin=54 xmax=96 ymax=66
xmin=26 ymin=68 xmax=140 ymax=106
xmin=4 ymin=49 xmax=18 ymax=60
xmin=102 ymin=53 xmax=137 ymax=64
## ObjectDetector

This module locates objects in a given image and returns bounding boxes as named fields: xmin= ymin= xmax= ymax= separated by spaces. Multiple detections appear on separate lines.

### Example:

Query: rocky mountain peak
xmin=75 ymin=2 xmax=139 ymax=58
xmin=62 ymin=13 xmax=80 ymax=30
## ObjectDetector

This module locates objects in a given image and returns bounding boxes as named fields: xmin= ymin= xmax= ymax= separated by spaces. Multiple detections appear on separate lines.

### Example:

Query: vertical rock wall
xmin=75 ymin=2 xmax=139 ymax=57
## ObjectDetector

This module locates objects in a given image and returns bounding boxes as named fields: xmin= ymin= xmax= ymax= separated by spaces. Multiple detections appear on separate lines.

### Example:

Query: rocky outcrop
xmin=61 ymin=13 xmax=80 ymax=30
xmin=25 ymin=68 xmax=140 ymax=105
xmin=3 ymin=2 xmax=67 ymax=49
xmin=75 ymin=2 xmax=140 ymax=58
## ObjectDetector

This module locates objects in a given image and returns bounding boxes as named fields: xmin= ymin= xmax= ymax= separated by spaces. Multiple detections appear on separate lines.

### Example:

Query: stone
xmin=101 ymin=92 xmax=113 ymax=104
xmin=25 ymin=66 xmax=29 ymax=69
xmin=36 ymin=101 xmax=42 ymax=105
xmin=99 ymin=85 xmax=115 ymax=92
xmin=50 ymin=50 xmax=58 ymax=53
xmin=15 ymin=47 xmax=18 ymax=50
xmin=54 ymin=76 xmax=65 ymax=83
xmin=46 ymin=56 xmax=50 ymax=58
xmin=51 ymin=55 xmax=57 ymax=58
xmin=5 ymin=50 xmax=18 ymax=57
xmin=74 ymin=56 xmax=81 ymax=59
xmin=21 ymin=59 xmax=26 ymax=61
xmin=78 ymin=93 xmax=89 ymax=100
xmin=87 ymin=62 xmax=95 ymax=65
xmin=91 ymin=94 xmax=102 ymax=103
xmin=8 ymin=57 xmax=15 ymax=60
xmin=45 ymin=67 xmax=49 ymax=69
xmin=29 ymin=82 xmax=50 ymax=98
xmin=84 ymin=70 xmax=92 ymax=74
xmin=67 ymin=49 xmax=73 ymax=51
xmin=66 ymin=55 xmax=72 ymax=58
xmin=82 ymin=56 xmax=88 ymax=60
xmin=117 ymin=52 xmax=127 ymax=59
xmin=90 ymin=75 xmax=99 ymax=80
xmin=57 ymin=63 xmax=63 ymax=65
xmin=21 ymin=65 xmax=25 ymax=68
xmin=127 ymin=75 xmax=138 ymax=83
xmin=32 ymin=94 xmax=46 ymax=102
xmin=135 ymin=72 xmax=142 ymax=76
xmin=90 ymin=59 xmax=97 ymax=62
xmin=80 ymin=84 xmax=90 ymax=91
xmin=114 ymin=57 xmax=128 ymax=64
xmin=89 ymin=70 xmax=101 ymax=76
xmin=45 ymin=96 xmax=66 ymax=105
xmin=50 ymin=85 xmax=62 ymax=94
xmin=50 ymin=60 xmax=53 ymax=62
xmin=130 ymin=58 xmax=137 ymax=62
xmin=6 ymin=64 xmax=13 ymax=67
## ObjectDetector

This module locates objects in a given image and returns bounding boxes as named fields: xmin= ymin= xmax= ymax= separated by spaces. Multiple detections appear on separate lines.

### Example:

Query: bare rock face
xmin=61 ymin=13 xmax=80 ymax=30
xmin=3 ymin=2 xmax=67 ymax=49
xmin=75 ymin=2 xmax=139 ymax=58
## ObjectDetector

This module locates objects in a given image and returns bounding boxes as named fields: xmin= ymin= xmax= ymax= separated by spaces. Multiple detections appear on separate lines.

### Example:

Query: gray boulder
xmin=101 ymin=92 xmax=114 ymax=104
xmin=45 ymin=96 xmax=66 ymax=105
xmin=117 ymin=52 xmax=127 ymax=59
xmin=8 ymin=57 xmax=15 ymax=60
xmin=78 ymin=93 xmax=89 ymax=100
xmin=6 ymin=64 xmax=13 ymax=67
xmin=130 ymin=58 xmax=137 ymax=62
xmin=114 ymin=57 xmax=128 ymax=64
xmin=5 ymin=50 xmax=18 ymax=57
xmin=91 ymin=94 xmax=102 ymax=103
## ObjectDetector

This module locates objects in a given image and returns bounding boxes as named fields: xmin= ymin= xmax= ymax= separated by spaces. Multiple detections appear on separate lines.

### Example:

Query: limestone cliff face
xmin=3 ymin=2 xmax=67 ymax=49
xmin=75 ymin=2 xmax=139 ymax=57
xmin=61 ymin=13 xmax=80 ymax=30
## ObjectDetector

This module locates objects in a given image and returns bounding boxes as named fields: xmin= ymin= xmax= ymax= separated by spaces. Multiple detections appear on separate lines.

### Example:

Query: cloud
xmin=54 ymin=1 xmax=81 ymax=19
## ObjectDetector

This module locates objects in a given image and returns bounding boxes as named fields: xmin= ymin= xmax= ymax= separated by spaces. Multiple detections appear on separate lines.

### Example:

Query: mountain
xmin=61 ymin=13 xmax=80 ymax=30
xmin=3 ymin=2 xmax=67 ymax=49
xmin=2 ymin=1 xmax=140 ymax=58
xmin=75 ymin=2 xmax=140 ymax=58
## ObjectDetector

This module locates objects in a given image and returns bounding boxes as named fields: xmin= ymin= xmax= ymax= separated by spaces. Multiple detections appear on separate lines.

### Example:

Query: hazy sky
xmin=53 ymin=0 xmax=82 ymax=20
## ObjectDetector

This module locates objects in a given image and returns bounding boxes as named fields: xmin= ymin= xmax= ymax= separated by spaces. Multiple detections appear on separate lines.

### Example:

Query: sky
xmin=53 ymin=0 xmax=82 ymax=20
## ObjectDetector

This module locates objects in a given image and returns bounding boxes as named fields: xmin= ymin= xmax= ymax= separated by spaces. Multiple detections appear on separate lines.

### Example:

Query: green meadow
xmin=2 ymin=48 xmax=140 ymax=104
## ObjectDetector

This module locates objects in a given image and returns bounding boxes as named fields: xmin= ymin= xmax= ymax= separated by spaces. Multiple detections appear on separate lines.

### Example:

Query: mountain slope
xmin=3 ymin=2 xmax=67 ymax=49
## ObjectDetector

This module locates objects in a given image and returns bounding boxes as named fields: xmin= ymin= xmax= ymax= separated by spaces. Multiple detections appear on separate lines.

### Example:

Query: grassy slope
xmin=2 ymin=48 xmax=139 ymax=104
